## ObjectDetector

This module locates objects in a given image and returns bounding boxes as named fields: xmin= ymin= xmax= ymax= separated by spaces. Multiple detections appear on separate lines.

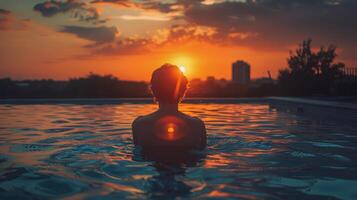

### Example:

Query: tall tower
xmin=232 ymin=60 xmax=250 ymax=84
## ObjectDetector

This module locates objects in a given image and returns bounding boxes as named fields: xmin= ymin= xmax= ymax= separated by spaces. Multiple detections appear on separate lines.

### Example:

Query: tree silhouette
xmin=278 ymin=39 xmax=345 ymax=95
xmin=65 ymin=73 xmax=149 ymax=98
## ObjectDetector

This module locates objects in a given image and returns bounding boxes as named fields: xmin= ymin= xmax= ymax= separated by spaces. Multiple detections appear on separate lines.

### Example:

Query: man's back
xmin=132 ymin=111 xmax=206 ymax=151
xmin=131 ymin=64 xmax=207 ymax=155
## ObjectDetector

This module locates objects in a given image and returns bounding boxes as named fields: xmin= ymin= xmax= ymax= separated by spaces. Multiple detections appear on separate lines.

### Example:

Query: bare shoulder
xmin=193 ymin=117 xmax=206 ymax=134
xmin=132 ymin=114 xmax=155 ymax=145
xmin=132 ymin=114 xmax=142 ymax=121
xmin=184 ymin=114 xmax=206 ymax=149
xmin=132 ymin=111 xmax=159 ymax=129
xmin=192 ymin=116 xmax=205 ymax=126
xmin=179 ymin=112 xmax=205 ymax=129
xmin=132 ymin=116 xmax=143 ymax=127
xmin=132 ymin=114 xmax=152 ymax=128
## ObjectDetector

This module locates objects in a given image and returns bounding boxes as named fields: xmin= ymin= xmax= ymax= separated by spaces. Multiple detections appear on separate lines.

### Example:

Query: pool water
xmin=0 ymin=103 xmax=357 ymax=199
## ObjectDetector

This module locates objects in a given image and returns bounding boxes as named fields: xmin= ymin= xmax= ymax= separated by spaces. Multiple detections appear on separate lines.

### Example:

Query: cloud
xmin=140 ymin=1 xmax=181 ymax=13
xmin=93 ymin=0 xmax=357 ymax=56
xmin=47 ymin=0 xmax=357 ymax=60
xmin=0 ymin=8 xmax=11 ymax=30
xmin=94 ymin=37 xmax=153 ymax=55
xmin=0 ymin=8 xmax=11 ymax=15
xmin=118 ymin=14 xmax=170 ymax=21
xmin=0 ymin=8 xmax=30 ymax=31
xmin=162 ymin=24 xmax=216 ymax=43
xmin=182 ymin=0 xmax=357 ymax=51
xmin=90 ymin=0 xmax=132 ymax=7
xmin=33 ymin=0 xmax=84 ymax=17
xmin=83 ymin=24 xmax=216 ymax=57
xmin=61 ymin=25 xmax=118 ymax=43
xmin=91 ymin=0 xmax=184 ymax=14
xmin=33 ymin=0 xmax=106 ymax=24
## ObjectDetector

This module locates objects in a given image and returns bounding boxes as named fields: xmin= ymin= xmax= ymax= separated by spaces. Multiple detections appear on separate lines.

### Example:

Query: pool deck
xmin=267 ymin=97 xmax=357 ymax=110
xmin=267 ymin=97 xmax=357 ymax=123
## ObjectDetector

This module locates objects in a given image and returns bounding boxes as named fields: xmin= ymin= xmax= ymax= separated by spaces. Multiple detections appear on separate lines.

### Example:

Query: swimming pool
xmin=0 ymin=101 xmax=356 ymax=199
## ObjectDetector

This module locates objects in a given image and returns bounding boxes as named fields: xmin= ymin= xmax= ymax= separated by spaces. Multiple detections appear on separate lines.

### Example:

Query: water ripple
xmin=0 ymin=103 xmax=356 ymax=199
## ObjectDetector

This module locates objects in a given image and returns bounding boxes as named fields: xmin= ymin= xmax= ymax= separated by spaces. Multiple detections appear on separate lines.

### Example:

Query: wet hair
xmin=150 ymin=63 xmax=188 ymax=103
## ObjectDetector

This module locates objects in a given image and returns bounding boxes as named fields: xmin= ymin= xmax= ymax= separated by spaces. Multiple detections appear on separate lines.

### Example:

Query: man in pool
xmin=132 ymin=64 xmax=206 ymax=152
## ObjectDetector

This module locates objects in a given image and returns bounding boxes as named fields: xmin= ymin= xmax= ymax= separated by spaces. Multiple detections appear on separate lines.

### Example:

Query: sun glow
xmin=166 ymin=123 xmax=176 ymax=140
xmin=167 ymin=127 xmax=175 ymax=133
xmin=179 ymin=66 xmax=186 ymax=73
xmin=169 ymin=55 xmax=194 ymax=76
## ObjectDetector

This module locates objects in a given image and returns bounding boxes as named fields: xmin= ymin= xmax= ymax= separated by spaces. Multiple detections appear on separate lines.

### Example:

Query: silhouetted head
xmin=150 ymin=64 xmax=188 ymax=104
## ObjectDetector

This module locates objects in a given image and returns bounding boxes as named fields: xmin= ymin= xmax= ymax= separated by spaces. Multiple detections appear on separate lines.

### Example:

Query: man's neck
xmin=158 ymin=102 xmax=178 ymax=113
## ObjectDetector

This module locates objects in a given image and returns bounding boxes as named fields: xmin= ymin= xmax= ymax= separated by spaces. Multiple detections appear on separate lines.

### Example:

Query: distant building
xmin=232 ymin=60 xmax=250 ymax=84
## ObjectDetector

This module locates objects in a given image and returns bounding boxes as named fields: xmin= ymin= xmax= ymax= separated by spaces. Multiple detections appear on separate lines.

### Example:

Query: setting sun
xmin=179 ymin=66 xmax=186 ymax=73
xmin=169 ymin=55 xmax=194 ymax=76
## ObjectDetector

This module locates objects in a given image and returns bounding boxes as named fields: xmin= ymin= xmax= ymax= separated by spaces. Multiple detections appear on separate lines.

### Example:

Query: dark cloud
xmin=61 ymin=0 xmax=357 ymax=60
xmin=93 ymin=0 xmax=357 ymax=57
xmin=33 ymin=0 xmax=106 ymax=24
xmin=0 ymin=8 xmax=28 ymax=31
xmin=0 ymin=8 xmax=11 ymax=30
xmin=0 ymin=8 xmax=11 ymax=15
xmin=141 ymin=2 xmax=177 ymax=13
xmin=95 ymin=38 xmax=152 ymax=55
xmin=75 ymin=25 xmax=197 ymax=57
xmin=33 ymin=0 xmax=84 ymax=17
xmin=183 ymin=0 xmax=357 ymax=52
xmin=163 ymin=24 xmax=215 ymax=44
xmin=61 ymin=25 xmax=118 ymax=43
xmin=91 ymin=0 xmax=184 ymax=13
xmin=91 ymin=0 xmax=132 ymax=6
xmin=87 ymin=24 xmax=216 ymax=56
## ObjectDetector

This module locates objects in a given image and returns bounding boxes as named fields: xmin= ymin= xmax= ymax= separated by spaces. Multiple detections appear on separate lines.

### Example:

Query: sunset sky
xmin=1 ymin=0 xmax=357 ymax=81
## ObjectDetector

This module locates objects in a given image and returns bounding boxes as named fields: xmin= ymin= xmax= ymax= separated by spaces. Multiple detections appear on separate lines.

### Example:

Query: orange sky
xmin=1 ymin=0 xmax=356 ymax=81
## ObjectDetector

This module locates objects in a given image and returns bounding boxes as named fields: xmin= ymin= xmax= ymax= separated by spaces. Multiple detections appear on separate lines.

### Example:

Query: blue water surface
xmin=0 ymin=102 xmax=357 ymax=199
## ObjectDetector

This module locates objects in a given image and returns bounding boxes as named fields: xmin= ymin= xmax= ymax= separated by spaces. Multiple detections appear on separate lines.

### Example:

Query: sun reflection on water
xmin=0 ymin=103 xmax=356 ymax=199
